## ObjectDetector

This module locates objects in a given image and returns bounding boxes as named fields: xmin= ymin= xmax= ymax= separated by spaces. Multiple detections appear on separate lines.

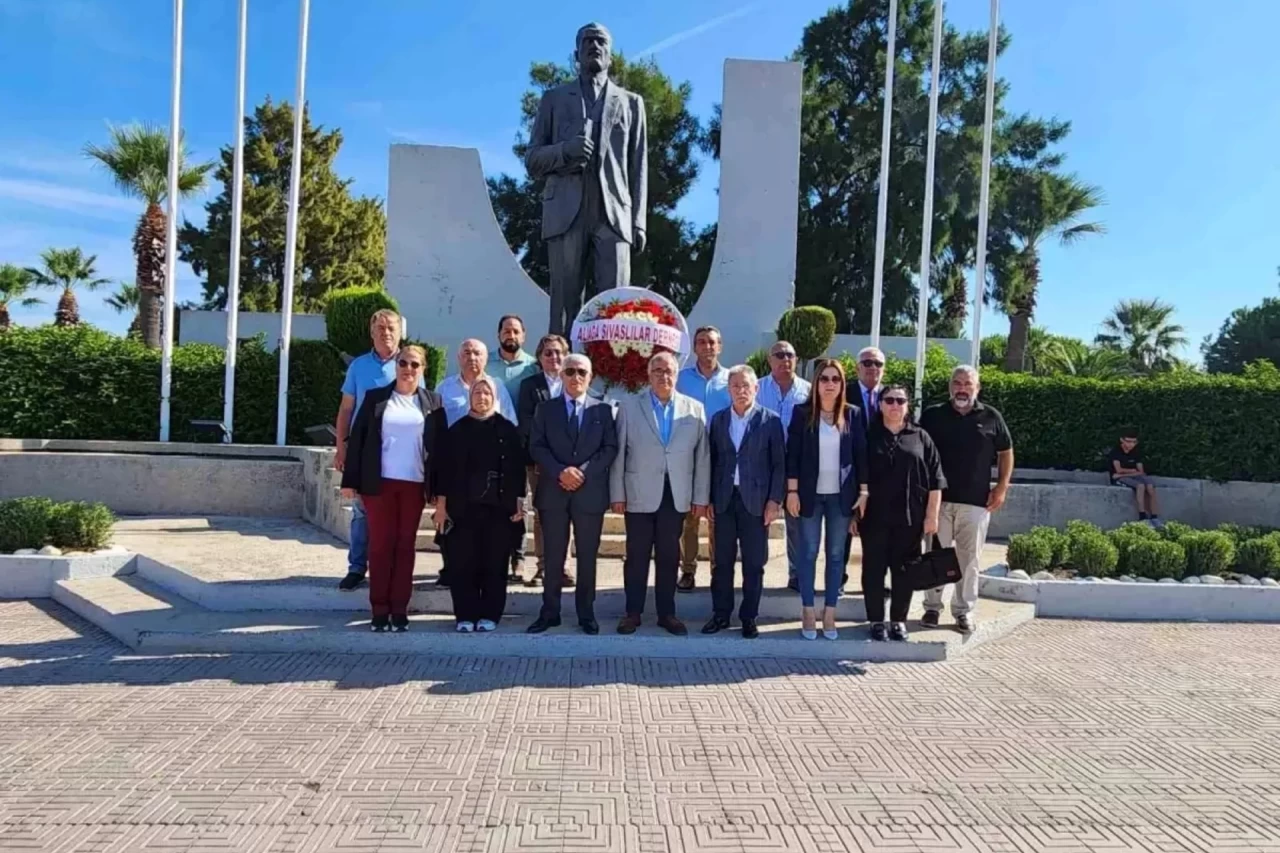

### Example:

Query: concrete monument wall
xmin=178 ymin=310 xmax=328 ymax=348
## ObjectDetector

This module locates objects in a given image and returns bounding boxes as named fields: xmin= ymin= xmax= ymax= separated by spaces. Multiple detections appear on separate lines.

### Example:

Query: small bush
xmin=1236 ymin=534 xmax=1280 ymax=579
xmin=1028 ymin=526 xmax=1070 ymax=567
xmin=0 ymin=497 xmax=55 ymax=553
xmin=1180 ymin=531 xmax=1236 ymax=577
xmin=47 ymin=501 xmax=116 ymax=551
xmin=745 ymin=348 xmax=769 ymax=382
xmin=325 ymin=287 xmax=399 ymax=358
xmin=1159 ymin=520 xmax=1194 ymax=543
xmin=776 ymin=306 xmax=836 ymax=364
xmin=1007 ymin=532 xmax=1054 ymax=575
xmin=1070 ymin=530 xmax=1120 ymax=578
xmin=1066 ymin=519 xmax=1101 ymax=540
xmin=1116 ymin=521 xmax=1162 ymax=541
xmin=1125 ymin=539 xmax=1187 ymax=580
xmin=1216 ymin=523 xmax=1267 ymax=547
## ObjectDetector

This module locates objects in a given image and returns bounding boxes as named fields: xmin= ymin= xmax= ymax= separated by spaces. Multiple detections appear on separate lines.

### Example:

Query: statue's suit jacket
xmin=525 ymin=78 xmax=648 ymax=245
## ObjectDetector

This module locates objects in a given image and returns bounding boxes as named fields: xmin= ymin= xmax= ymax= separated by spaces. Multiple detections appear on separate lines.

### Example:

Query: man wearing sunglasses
xmin=755 ymin=341 xmax=810 ymax=591
xmin=517 ymin=334 xmax=572 ymax=589
xmin=918 ymin=364 xmax=1014 ymax=634
xmin=839 ymin=346 xmax=886 ymax=589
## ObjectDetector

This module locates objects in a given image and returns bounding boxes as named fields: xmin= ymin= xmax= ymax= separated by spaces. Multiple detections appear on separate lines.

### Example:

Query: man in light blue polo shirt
xmin=334 ymin=309 xmax=423 ymax=591
xmin=755 ymin=340 xmax=811 ymax=590
xmin=488 ymin=314 xmax=539 ymax=402
xmin=674 ymin=325 xmax=731 ymax=591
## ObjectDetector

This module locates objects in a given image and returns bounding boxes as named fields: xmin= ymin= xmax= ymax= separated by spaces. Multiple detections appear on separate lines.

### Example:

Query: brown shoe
xmin=657 ymin=615 xmax=688 ymax=636
xmin=676 ymin=571 xmax=696 ymax=592
xmin=508 ymin=561 xmax=525 ymax=585
xmin=617 ymin=613 xmax=641 ymax=635
xmin=524 ymin=568 xmax=544 ymax=588
xmin=561 ymin=571 xmax=576 ymax=589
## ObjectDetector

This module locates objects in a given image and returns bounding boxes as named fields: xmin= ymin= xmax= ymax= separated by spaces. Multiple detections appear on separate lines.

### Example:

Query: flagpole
xmin=869 ymin=0 xmax=898 ymax=347
xmin=276 ymin=0 xmax=310 ymax=446
xmin=970 ymin=0 xmax=999 ymax=366
xmin=223 ymin=0 xmax=248 ymax=442
xmin=158 ymin=0 xmax=184 ymax=442
xmin=913 ymin=0 xmax=944 ymax=410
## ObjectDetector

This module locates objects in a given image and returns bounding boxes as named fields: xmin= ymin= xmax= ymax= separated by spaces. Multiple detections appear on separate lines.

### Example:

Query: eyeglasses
xmin=650 ymin=368 xmax=675 ymax=377
xmin=771 ymin=351 xmax=797 ymax=360
xmin=881 ymin=396 xmax=908 ymax=406
xmin=542 ymin=350 xmax=565 ymax=358
xmin=397 ymin=360 xmax=422 ymax=369
xmin=860 ymin=359 xmax=885 ymax=368
xmin=562 ymin=367 xmax=588 ymax=378
xmin=817 ymin=375 xmax=842 ymax=384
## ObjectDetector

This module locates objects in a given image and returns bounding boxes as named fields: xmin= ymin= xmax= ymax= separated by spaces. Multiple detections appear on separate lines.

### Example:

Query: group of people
xmin=335 ymin=309 xmax=1016 ymax=640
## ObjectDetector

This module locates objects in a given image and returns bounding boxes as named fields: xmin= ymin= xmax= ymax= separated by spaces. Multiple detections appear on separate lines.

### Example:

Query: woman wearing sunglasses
xmin=860 ymin=384 xmax=946 ymax=641
xmin=341 ymin=345 xmax=446 ymax=632
xmin=785 ymin=358 xmax=869 ymax=640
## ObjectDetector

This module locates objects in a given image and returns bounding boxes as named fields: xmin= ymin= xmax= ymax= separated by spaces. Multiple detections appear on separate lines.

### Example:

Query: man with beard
xmin=918 ymin=365 xmax=1014 ymax=634
xmin=489 ymin=315 xmax=539 ymax=582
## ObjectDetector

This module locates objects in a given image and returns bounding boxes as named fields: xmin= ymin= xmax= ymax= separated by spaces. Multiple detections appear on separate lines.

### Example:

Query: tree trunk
xmin=1005 ymin=310 xmax=1031 ymax=372
xmin=54 ymin=289 xmax=80 ymax=327
xmin=0 ymin=302 xmax=10 ymax=331
xmin=127 ymin=313 xmax=142 ymax=339
xmin=133 ymin=204 xmax=167 ymax=348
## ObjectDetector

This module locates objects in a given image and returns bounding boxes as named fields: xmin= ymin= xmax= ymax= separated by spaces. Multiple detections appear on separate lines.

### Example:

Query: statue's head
xmin=575 ymin=22 xmax=612 ymax=75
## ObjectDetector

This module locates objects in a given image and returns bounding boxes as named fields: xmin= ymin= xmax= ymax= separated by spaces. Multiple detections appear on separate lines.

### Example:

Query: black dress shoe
xmin=741 ymin=618 xmax=759 ymax=639
xmin=339 ymin=572 xmax=365 ymax=591
xmin=701 ymin=616 xmax=729 ymax=634
xmin=370 ymin=615 xmax=389 ymax=632
xmin=869 ymin=622 xmax=888 ymax=642
xmin=579 ymin=618 xmax=599 ymax=635
xmin=526 ymin=616 xmax=561 ymax=634
xmin=657 ymin=615 xmax=688 ymax=636
xmin=787 ymin=577 xmax=799 ymax=592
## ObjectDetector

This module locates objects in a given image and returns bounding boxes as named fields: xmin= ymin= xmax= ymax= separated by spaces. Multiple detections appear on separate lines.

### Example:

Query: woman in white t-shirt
xmin=341 ymin=345 xmax=444 ymax=632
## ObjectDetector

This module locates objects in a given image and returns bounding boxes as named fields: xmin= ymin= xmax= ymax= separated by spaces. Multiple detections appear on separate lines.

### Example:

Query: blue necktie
xmin=567 ymin=401 xmax=580 ymax=444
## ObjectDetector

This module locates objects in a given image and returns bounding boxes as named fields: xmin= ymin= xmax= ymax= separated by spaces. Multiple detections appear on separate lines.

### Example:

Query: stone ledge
xmin=0 ymin=551 xmax=135 ymax=599
xmin=980 ymin=569 xmax=1280 ymax=622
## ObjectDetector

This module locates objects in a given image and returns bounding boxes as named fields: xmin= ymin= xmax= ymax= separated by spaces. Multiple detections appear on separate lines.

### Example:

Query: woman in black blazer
xmin=785 ymin=358 xmax=869 ymax=640
xmin=434 ymin=375 xmax=527 ymax=633
xmin=341 ymin=346 xmax=445 ymax=632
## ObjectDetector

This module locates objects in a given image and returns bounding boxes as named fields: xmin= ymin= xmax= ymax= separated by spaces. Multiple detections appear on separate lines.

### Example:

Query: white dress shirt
xmin=545 ymin=373 xmax=563 ymax=400
xmin=729 ymin=406 xmax=751 ymax=486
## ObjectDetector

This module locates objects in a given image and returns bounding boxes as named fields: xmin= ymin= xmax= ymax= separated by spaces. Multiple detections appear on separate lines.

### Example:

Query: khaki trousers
xmin=923 ymin=502 xmax=991 ymax=616
xmin=679 ymin=512 xmax=715 ymax=575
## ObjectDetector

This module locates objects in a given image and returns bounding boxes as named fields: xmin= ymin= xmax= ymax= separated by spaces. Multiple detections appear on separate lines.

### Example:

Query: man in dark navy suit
xmin=526 ymin=353 xmax=619 ymax=635
xmin=702 ymin=365 xmax=786 ymax=639
xmin=516 ymin=334 xmax=574 ymax=589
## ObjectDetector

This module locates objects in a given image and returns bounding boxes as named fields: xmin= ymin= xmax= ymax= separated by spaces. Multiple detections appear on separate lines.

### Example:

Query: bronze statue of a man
xmin=525 ymin=22 xmax=649 ymax=335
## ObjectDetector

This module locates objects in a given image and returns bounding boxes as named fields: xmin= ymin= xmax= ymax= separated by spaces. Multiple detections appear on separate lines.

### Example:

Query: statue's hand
xmin=633 ymin=229 xmax=646 ymax=254
xmin=565 ymin=134 xmax=594 ymax=164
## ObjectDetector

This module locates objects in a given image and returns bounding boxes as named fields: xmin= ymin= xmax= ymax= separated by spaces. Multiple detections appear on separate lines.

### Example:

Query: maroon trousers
xmin=362 ymin=478 xmax=426 ymax=618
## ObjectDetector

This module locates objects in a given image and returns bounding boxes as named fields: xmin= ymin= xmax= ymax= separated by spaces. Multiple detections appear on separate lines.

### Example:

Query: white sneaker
xmin=476 ymin=619 xmax=498 ymax=633
xmin=456 ymin=621 xmax=475 ymax=633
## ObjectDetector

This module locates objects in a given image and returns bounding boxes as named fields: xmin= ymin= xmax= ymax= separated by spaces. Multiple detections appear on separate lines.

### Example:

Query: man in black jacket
xmin=516 ymin=334 xmax=574 ymax=589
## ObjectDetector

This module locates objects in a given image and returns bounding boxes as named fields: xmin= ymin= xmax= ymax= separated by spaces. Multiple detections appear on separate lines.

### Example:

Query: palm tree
xmin=25 ymin=248 xmax=110 ymax=327
xmin=1096 ymin=298 xmax=1188 ymax=373
xmin=85 ymin=123 xmax=212 ymax=348
xmin=0 ymin=264 xmax=44 ymax=331
xmin=990 ymin=169 xmax=1104 ymax=372
xmin=104 ymin=282 xmax=144 ymax=337
xmin=1039 ymin=337 xmax=1134 ymax=379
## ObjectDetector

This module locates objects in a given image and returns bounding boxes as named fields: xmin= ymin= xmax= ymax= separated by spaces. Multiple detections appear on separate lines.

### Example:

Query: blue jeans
xmin=348 ymin=496 xmax=369 ymax=575
xmin=797 ymin=493 xmax=850 ymax=608
xmin=785 ymin=513 xmax=802 ymax=581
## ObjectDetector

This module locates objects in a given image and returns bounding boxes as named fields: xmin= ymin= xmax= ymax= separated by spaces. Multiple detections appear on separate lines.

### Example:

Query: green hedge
xmin=0 ymin=325 xmax=345 ymax=444
xmin=325 ymin=287 xmax=399 ymax=358
xmin=0 ymin=497 xmax=115 ymax=552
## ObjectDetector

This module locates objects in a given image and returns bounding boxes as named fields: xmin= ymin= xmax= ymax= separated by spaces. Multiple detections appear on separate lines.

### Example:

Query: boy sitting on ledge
xmin=1109 ymin=428 xmax=1161 ymax=525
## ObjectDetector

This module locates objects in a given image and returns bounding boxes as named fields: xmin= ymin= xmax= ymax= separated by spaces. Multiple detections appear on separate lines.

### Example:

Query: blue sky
xmin=1 ymin=0 xmax=1277 ymax=360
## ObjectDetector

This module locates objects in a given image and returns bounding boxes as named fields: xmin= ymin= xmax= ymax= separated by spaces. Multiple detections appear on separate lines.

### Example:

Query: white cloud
xmin=634 ymin=3 xmax=760 ymax=58
xmin=0 ymin=178 xmax=135 ymax=219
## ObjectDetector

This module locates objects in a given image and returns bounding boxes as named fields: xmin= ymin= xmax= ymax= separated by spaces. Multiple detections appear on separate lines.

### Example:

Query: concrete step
xmin=412 ymin=529 xmax=786 ymax=561
xmin=50 ymin=574 xmax=1034 ymax=661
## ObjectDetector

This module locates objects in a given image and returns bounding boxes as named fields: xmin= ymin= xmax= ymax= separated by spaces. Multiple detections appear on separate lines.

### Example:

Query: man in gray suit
xmin=526 ymin=354 xmax=618 ymax=636
xmin=609 ymin=352 xmax=710 ymax=636
xmin=525 ymin=22 xmax=649 ymax=335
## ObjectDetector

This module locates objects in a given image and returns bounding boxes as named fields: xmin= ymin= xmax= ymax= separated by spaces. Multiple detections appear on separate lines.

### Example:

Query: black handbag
xmin=902 ymin=536 xmax=962 ymax=591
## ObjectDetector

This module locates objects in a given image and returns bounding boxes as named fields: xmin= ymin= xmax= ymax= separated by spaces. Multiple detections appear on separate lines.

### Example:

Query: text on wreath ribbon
xmin=572 ymin=318 xmax=686 ymax=352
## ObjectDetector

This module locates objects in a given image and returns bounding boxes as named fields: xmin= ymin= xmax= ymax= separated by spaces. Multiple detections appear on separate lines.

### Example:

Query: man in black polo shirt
xmin=918 ymin=364 xmax=1014 ymax=633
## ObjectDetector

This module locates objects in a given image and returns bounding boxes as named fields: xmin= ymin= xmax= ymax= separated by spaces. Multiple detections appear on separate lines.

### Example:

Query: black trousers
xmin=623 ymin=478 xmax=685 ymax=618
xmin=509 ymin=517 xmax=526 ymax=569
xmin=860 ymin=524 xmax=922 ymax=624
xmin=711 ymin=488 xmax=768 ymax=621
xmin=540 ymin=506 xmax=604 ymax=622
xmin=449 ymin=503 xmax=510 ymax=624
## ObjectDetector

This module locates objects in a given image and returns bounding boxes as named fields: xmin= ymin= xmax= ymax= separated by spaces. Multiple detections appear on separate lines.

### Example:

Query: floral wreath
xmin=572 ymin=289 xmax=688 ymax=393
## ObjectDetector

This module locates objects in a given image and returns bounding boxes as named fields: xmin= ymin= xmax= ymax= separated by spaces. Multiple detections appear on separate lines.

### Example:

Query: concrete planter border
xmin=980 ymin=567 xmax=1280 ymax=622
xmin=0 ymin=551 xmax=135 ymax=599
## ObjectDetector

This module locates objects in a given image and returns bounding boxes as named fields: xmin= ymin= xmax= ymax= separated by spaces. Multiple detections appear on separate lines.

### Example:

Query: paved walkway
xmin=2 ymin=601 xmax=1279 ymax=852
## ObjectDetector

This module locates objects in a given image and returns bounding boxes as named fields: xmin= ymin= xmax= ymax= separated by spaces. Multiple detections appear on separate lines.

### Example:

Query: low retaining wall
xmin=0 ymin=552 xmax=135 ymax=599
xmin=980 ymin=570 xmax=1280 ymax=622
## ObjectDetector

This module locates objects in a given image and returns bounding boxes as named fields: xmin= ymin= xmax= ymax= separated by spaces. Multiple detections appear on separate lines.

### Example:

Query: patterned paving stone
xmin=3 ymin=601 xmax=1280 ymax=852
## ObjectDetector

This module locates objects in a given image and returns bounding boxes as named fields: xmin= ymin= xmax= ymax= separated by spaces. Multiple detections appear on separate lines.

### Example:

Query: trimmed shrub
xmin=1110 ymin=523 xmax=1161 ymax=573
xmin=325 ymin=287 xmax=399 ymax=358
xmin=1066 ymin=519 xmax=1102 ymax=540
xmin=399 ymin=338 xmax=447 ymax=391
xmin=1236 ymin=535 xmax=1280 ymax=579
xmin=1007 ymin=532 xmax=1053 ymax=575
xmin=1180 ymin=531 xmax=1236 ymax=577
xmin=1028 ymin=526 xmax=1070 ymax=567
xmin=1116 ymin=521 xmax=1162 ymax=541
xmin=47 ymin=502 xmax=116 ymax=551
xmin=0 ymin=497 xmax=55 ymax=553
xmin=1159 ymin=521 xmax=1195 ymax=543
xmin=776 ymin=306 xmax=836 ymax=364
xmin=1069 ymin=530 xmax=1120 ymax=578
xmin=1125 ymin=539 xmax=1187 ymax=580
xmin=745 ymin=348 xmax=769 ymax=382
xmin=1216 ymin=523 xmax=1270 ymax=546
